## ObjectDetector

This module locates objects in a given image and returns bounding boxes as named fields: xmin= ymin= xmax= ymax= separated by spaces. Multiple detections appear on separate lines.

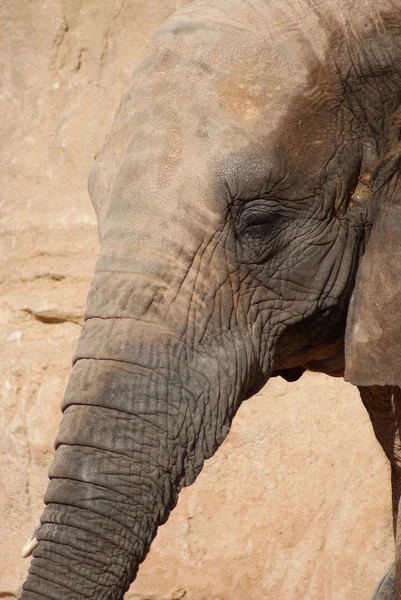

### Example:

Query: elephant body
xmin=20 ymin=0 xmax=401 ymax=598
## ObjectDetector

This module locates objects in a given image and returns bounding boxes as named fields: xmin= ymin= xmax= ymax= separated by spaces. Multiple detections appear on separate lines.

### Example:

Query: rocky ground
xmin=0 ymin=1 xmax=394 ymax=598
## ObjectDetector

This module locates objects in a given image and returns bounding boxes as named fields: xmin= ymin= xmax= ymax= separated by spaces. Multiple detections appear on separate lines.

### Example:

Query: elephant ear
xmin=345 ymin=136 xmax=401 ymax=386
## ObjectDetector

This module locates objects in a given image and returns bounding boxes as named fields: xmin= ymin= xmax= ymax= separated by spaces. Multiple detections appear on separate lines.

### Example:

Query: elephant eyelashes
xmin=239 ymin=203 xmax=281 ymax=237
xmin=243 ymin=217 xmax=277 ymax=236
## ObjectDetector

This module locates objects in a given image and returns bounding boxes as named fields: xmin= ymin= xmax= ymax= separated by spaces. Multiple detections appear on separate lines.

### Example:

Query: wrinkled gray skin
xmin=20 ymin=0 xmax=401 ymax=598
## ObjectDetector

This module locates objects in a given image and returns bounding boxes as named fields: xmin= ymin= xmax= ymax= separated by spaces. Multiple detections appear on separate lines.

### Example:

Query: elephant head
xmin=20 ymin=0 xmax=401 ymax=598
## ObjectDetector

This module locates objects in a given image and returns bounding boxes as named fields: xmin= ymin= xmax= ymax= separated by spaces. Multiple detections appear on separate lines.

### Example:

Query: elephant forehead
xmin=90 ymin=0 xmax=354 ymax=268
xmin=162 ymin=0 xmax=331 ymax=68
xmin=120 ymin=1 xmax=337 ymax=155
xmin=94 ymin=18 xmax=326 ymax=201
xmin=93 ymin=1 xmax=347 ymax=210
xmin=141 ymin=5 xmax=326 ymax=130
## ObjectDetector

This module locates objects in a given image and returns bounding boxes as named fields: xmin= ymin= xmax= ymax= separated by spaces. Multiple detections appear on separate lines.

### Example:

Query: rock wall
xmin=0 ymin=1 xmax=394 ymax=598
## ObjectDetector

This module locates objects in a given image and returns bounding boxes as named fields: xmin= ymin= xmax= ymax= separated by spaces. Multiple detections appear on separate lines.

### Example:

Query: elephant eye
xmin=240 ymin=202 xmax=281 ymax=236
xmin=243 ymin=213 xmax=276 ymax=233
xmin=235 ymin=199 xmax=285 ymax=263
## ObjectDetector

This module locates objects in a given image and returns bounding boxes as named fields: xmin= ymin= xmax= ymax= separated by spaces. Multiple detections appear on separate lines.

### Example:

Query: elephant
xmin=19 ymin=0 xmax=401 ymax=598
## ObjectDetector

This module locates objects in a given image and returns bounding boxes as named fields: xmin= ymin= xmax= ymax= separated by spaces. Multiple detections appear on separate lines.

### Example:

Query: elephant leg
xmin=358 ymin=386 xmax=401 ymax=598
xmin=391 ymin=462 xmax=401 ymax=599
xmin=387 ymin=389 xmax=401 ymax=596
xmin=392 ymin=464 xmax=401 ymax=538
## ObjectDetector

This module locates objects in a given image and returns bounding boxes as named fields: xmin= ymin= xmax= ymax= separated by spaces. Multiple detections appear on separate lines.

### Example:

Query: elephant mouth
xmin=272 ymin=330 xmax=346 ymax=381
xmin=272 ymin=361 xmax=345 ymax=382
xmin=272 ymin=366 xmax=306 ymax=382
xmin=273 ymin=361 xmax=344 ymax=382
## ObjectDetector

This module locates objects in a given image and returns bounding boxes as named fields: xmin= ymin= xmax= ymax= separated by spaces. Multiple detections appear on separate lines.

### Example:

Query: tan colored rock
xmin=0 ymin=1 xmax=394 ymax=599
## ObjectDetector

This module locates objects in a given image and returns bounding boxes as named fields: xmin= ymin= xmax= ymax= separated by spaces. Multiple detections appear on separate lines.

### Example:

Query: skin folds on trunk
xmin=21 ymin=319 xmax=252 ymax=599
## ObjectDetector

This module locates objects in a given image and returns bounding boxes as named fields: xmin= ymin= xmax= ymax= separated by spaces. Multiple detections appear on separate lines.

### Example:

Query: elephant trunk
xmin=21 ymin=317 xmax=248 ymax=599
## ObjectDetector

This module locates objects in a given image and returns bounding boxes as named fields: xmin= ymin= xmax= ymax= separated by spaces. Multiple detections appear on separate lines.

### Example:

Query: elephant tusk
xmin=21 ymin=529 xmax=39 ymax=558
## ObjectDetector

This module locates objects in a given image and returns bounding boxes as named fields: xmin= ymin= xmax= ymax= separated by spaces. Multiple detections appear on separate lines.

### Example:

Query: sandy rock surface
xmin=0 ymin=1 xmax=394 ymax=598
